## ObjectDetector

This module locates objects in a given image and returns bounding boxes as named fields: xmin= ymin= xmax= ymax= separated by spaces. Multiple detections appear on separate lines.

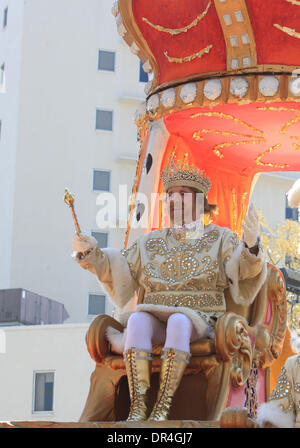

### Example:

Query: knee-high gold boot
xmin=148 ymin=348 xmax=190 ymax=421
xmin=124 ymin=347 xmax=152 ymax=421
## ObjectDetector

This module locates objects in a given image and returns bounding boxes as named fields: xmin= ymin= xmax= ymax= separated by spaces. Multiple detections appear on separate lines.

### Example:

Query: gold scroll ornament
xmin=142 ymin=1 xmax=212 ymax=36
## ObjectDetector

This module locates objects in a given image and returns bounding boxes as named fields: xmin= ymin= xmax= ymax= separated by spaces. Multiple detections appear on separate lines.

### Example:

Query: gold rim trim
xmin=140 ymin=74 xmax=300 ymax=124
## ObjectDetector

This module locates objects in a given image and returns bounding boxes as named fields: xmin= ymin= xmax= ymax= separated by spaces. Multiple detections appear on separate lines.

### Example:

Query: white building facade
xmin=0 ymin=0 xmax=299 ymax=423
xmin=0 ymin=323 xmax=93 ymax=422
xmin=0 ymin=0 xmax=147 ymax=324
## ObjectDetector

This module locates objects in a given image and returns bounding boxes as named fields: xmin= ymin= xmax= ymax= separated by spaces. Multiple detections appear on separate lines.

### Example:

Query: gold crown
xmin=161 ymin=150 xmax=211 ymax=195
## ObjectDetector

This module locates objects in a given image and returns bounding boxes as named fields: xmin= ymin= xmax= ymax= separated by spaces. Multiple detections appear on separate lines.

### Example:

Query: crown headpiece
xmin=161 ymin=150 xmax=211 ymax=195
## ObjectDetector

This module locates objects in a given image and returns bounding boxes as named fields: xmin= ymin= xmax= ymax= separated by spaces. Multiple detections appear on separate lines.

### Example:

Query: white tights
xmin=124 ymin=311 xmax=199 ymax=353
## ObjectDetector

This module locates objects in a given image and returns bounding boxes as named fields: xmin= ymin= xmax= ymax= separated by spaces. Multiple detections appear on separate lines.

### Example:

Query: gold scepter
xmin=64 ymin=188 xmax=82 ymax=236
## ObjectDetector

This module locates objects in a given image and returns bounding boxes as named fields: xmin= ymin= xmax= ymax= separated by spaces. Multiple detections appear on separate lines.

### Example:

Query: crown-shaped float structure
xmin=112 ymin=0 xmax=300 ymax=242
xmin=113 ymin=0 xmax=300 ymax=105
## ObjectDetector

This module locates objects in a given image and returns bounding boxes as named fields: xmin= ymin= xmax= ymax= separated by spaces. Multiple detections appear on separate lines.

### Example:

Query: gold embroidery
xmin=144 ymin=255 xmax=218 ymax=286
xmin=146 ymin=229 xmax=220 ymax=256
xmin=142 ymin=230 xmax=220 ymax=292
xmin=143 ymin=292 xmax=224 ymax=311
xmin=190 ymin=112 xmax=265 ymax=136
xmin=213 ymin=138 xmax=265 ymax=159
xmin=121 ymin=242 xmax=138 ymax=280
xmin=274 ymin=24 xmax=300 ymax=40
xmin=142 ymin=1 xmax=211 ymax=35
xmin=121 ymin=241 xmax=137 ymax=257
xmin=292 ymin=136 xmax=300 ymax=151
xmin=164 ymin=44 xmax=213 ymax=64
xmin=255 ymin=144 xmax=289 ymax=169
xmin=257 ymin=106 xmax=300 ymax=135
xmin=269 ymin=366 xmax=295 ymax=413
xmin=193 ymin=129 xmax=265 ymax=159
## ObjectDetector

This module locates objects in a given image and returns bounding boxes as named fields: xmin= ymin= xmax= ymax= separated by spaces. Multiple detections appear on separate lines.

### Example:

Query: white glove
xmin=72 ymin=233 xmax=97 ymax=253
xmin=242 ymin=204 xmax=259 ymax=248
xmin=287 ymin=178 xmax=300 ymax=208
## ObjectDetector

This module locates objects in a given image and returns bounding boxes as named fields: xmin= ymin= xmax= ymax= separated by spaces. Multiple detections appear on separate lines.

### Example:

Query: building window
xmin=33 ymin=372 xmax=54 ymax=412
xmin=286 ymin=196 xmax=299 ymax=221
xmin=93 ymin=169 xmax=110 ymax=191
xmin=91 ymin=231 xmax=108 ymax=248
xmin=3 ymin=7 xmax=8 ymax=28
xmin=95 ymin=109 xmax=113 ymax=131
xmin=88 ymin=294 xmax=106 ymax=316
xmin=98 ymin=50 xmax=115 ymax=72
xmin=139 ymin=61 xmax=148 ymax=83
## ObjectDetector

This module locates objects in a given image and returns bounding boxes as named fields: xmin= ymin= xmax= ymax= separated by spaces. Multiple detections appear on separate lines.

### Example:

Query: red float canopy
xmin=161 ymin=101 xmax=300 ymax=232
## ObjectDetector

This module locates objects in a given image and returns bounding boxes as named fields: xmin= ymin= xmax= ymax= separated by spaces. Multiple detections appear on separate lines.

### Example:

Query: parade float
xmin=3 ymin=0 xmax=300 ymax=429
xmin=79 ymin=0 xmax=300 ymax=426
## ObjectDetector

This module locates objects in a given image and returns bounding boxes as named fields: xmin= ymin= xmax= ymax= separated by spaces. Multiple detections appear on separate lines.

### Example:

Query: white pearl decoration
xmin=230 ymin=77 xmax=249 ymax=98
xmin=161 ymin=88 xmax=176 ymax=108
xmin=180 ymin=83 xmax=197 ymax=104
xmin=204 ymin=79 xmax=222 ymax=100
xmin=258 ymin=76 xmax=279 ymax=96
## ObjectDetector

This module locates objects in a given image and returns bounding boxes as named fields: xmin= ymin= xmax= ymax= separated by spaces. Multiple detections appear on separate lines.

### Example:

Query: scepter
xmin=64 ymin=188 xmax=82 ymax=235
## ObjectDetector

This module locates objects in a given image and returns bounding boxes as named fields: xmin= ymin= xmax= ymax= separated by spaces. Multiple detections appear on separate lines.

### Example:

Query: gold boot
xmin=148 ymin=347 xmax=190 ymax=421
xmin=124 ymin=347 xmax=152 ymax=421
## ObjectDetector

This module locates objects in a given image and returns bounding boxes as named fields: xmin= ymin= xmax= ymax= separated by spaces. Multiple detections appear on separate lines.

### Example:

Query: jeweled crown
xmin=161 ymin=150 xmax=211 ymax=195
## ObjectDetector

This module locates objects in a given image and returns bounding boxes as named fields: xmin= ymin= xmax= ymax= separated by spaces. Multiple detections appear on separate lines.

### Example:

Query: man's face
xmin=167 ymin=186 xmax=198 ymax=226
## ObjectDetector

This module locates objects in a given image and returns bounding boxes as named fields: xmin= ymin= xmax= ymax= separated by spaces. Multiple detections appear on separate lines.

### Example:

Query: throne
xmin=79 ymin=263 xmax=287 ymax=423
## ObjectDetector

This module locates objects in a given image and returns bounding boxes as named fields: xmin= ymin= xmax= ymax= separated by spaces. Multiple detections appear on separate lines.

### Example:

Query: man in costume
xmin=72 ymin=153 xmax=267 ymax=421
xmin=257 ymin=178 xmax=300 ymax=429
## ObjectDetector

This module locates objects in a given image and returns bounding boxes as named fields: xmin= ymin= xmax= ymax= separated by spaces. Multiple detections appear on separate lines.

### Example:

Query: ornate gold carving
xmin=215 ymin=312 xmax=252 ymax=387
xmin=164 ymin=44 xmax=213 ymax=64
xmin=86 ymin=314 xmax=125 ymax=363
xmin=142 ymin=1 xmax=211 ymax=35
xmin=255 ymin=144 xmax=289 ymax=169
xmin=274 ymin=24 xmax=300 ymax=40
xmin=220 ymin=407 xmax=259 ymax=428
xmin=253 ymin=266 xmax=287 ymax=368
